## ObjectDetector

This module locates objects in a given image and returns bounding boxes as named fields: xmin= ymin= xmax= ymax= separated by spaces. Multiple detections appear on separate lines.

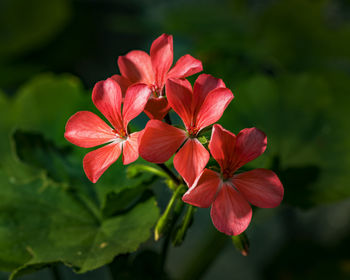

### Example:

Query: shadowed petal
xmin=195 ymin=87 xmax=233 ymax=130
xmin=231 ymin=127 xmax=267 ymax=171
xmin=111 ymin=74 xmax=132 ymax=95
xmin=150 ymin=34 xmax=173 ymax=88
xmin=174 ymin=138 xmax=209 ymax=186
xmin=166 ymin=78 xmax=193 ymax=128
xmin=83 ymin=142 xmax=122 ymax=183
xmin=122 ymin=132 xmax=141 ymax=165
xmin=144 ymin=97 xmax=171 ymax=120
xmin=167 ymin=54 xmax=203 ymax=79
xmin=123 ymin=83 xmax=152 ymax=128
xmin=208 ymin=124 xmax=236 ymax=171
xmin=182 ymin=169 xmax=221 ymax=208
xmin=139 ymin=120 xmax=187 ymax=163
xmin=92 ymin=78 xmax=123 ymax=130
xmin=118 ymin=50 xmax=154 ymax=84
xmin=192 ymin=74 xmax=226 ymax=115
xmin=64 ymin=111 xmax=115 ymax=148
xmin=233 ymin=169 xmax=284 ymax=208
xmin=211 ymin=184 xmax=252 ymax=236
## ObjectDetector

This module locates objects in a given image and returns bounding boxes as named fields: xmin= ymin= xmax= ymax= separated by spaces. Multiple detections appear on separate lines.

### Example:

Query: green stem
xmin=157 ymin=163 xmax=182 ymax=186
xmin=160 ymin=194 xmax=184 ymax=273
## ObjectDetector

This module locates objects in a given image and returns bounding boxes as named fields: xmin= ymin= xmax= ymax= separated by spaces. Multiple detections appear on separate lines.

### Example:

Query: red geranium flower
xmin=139 ymin=74 xmax=233 ymax=186
xmin=182 ymin=124 xmax=284 ymax=236
xmin=64 ymin=78 xmax=151 ymax=183
xmin=112 ymin=34 xmax=203 ymax=120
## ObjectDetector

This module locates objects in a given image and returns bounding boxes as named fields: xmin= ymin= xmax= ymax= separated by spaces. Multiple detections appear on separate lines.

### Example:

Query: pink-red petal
xmin=182 ymin=169 xmax=221 ymax=208
xmin=192 ymin=74 xmax=226 ymax=115
xmin=83 ymin=142 xmax=122 ymax=183
xmin=208 ymin=124 xmax=237 ymax=172
xmin=117 ymin=50 xmax=154 ymax=84
xmin=174 ymin=138 xmax=210 ymax=186
xmin=110 ymin=74 xmax=132 ymax=95
xmin=231 ymin=127 xmax=267 ymax=171
xmin=150 ymin=34 xmax=173 ymax=89
xmin=144 ymin=97 xmax=171 ymax=120
xmin=167 ymin=54 xmax=203 ymax=79
xmin=166 ymin=78 xmax=193 ymax=128
xmin=122 ymin=132 xmax=141 ymax=165
xmin=64 ymin=111 xmax=115 ymax=148
xmin=138 ymin=120 xmax=187 ymax=163
xmin=122 ymin=83 xmax=152 ymax=128
xmin=211 ymin=184 xmax=252 ymax=236
xmin=195 ymin=87 xmax=234 ymax=130
xmin=92 ymin=78 xmax=123 ymax=131
xmin=233 ymin=169 xmax=284 ymax=208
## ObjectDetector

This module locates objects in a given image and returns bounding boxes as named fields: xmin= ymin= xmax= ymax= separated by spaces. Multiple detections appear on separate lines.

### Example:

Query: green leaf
xmin=11 ymin=73 xmax=92 ymax=145
xmin=0 ymin=168 xmax=159 ymax=277
xmin=13 ymin=130 xmax=74 ymax=183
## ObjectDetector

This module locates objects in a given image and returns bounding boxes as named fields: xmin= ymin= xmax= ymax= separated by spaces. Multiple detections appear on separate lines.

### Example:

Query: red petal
xmin=139 ymin=120 xmax=187 ymax=163
xmin=122 ymin=132 xmax=140 ymax=165
xmin=233 ymin=169 xmax=284 ymax=208
xmin=117 ymin=50 xmax=154 ymax=84
xmin=211 ymin=183 xmax=252 ymax=236
xmin=83 ymin=142 xmax=122 ymax=183
xmin=182 ymin=169 xmax=221 ymax=208
xmin=208 ymin=124 xmax=236 ymax=172
xmin=110 ymin=74 xmax=132 ymax=95
xmin=167 ymin=54 xmax=203 ymax=79
xmin=123 ymin=83 xmax=152 ymax=127
xmin=92 ymin=78 xmax=123 ymax=131
xmin=231 ymin=127 xmax=267 ymax=171
xmin=166 ymin=78 xmax=193 ymax=128
xmin=144 ymin=97 xmax=171 ymax=120
xmin=64 ymin=111 xmax=115 ymax=148
xmin=195 ymin=87 xmax=233 ymax=130
xmin=174 ymin=138 xmax=209 ymax=186
xmin=150 ymin=34 xmax=173 ymax=89
xmin=192 ymin=74 xmax=226 ymax=115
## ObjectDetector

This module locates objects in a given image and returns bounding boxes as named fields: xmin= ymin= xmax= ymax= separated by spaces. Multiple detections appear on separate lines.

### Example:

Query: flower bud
xmin=232 ymin=232 xmax=249 ymax=256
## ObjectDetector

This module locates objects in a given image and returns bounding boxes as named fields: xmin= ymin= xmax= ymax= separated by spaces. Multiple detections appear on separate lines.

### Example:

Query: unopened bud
xmin=232 ymin=232 xmax=249 ymax=256
xmin=172 ymin=205 xmax=196 ymax=246
xmin=154 ymin=185 xmax=186 ymax=241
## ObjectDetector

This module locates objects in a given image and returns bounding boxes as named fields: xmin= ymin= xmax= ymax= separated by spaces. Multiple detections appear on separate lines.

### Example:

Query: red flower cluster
xmin=64 ymin=34 xmax=284 ymax=236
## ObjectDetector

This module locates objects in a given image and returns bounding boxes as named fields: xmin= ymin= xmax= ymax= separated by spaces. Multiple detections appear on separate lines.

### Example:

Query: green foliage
xmin=0 ymin=168 xmax=159 ymax=278
xmin=0 ymin=0 xmax=71 ymax=60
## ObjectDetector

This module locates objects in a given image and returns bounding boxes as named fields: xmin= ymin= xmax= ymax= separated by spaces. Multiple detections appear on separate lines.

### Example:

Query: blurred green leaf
xmin=0 ymin=0 xmax=71 ymax=60
xmin=11 ymin=73 xmax=92 ymax=145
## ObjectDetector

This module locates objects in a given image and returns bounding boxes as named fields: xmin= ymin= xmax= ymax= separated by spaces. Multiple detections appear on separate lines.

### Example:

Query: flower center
xmin=113 ymin=128 xmax=127 ymax=140
xmin=222 ymin=168 xmax=234 ymax=180
xmin=151 ymin=85 xmax=162 ymax=98
xmin=187 ymin=125 xmax=199 ymax=137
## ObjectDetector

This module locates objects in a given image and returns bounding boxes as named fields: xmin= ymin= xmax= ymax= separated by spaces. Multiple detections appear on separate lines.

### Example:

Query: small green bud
xmin=198 ymin=135 xmax=208 ymax=145
xmin=154 ymin=185 xmax=186 ymax=241
xmin=232 ymin=232 xmax=249 ymax=256
xmin=172 ymin=205 xmax=196 ymax=246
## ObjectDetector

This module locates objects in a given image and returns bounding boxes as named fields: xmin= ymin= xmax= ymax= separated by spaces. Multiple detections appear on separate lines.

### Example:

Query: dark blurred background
xmin=0 ymin=0 xmax=350 ymax=279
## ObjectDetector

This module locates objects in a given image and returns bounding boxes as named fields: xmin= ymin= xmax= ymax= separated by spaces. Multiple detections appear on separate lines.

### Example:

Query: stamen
xmin=113 ymin=128 xmax=127 ymax=140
